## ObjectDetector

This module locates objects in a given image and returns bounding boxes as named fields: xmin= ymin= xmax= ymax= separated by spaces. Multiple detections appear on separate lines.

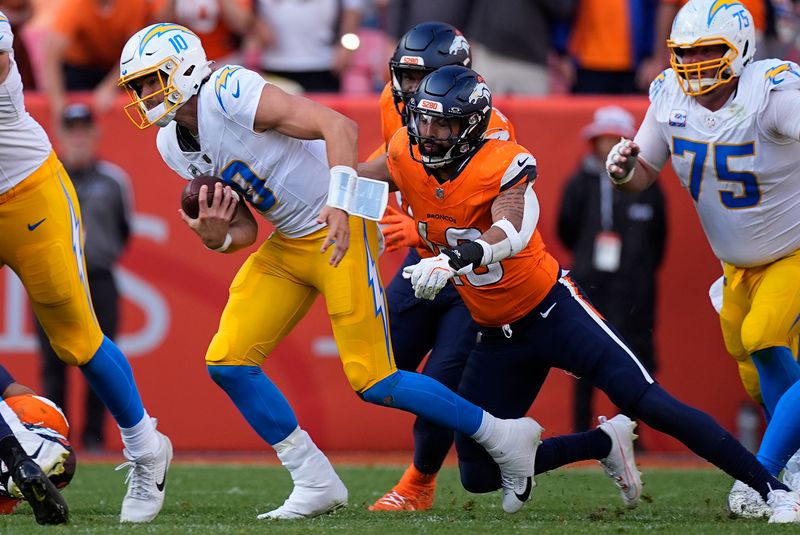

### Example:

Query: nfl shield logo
xmin=435 ymin=188 xmax=444 ymax=199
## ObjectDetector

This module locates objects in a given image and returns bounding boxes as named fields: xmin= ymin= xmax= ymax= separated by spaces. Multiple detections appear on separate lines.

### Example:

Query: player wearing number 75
xmin=119 ymin=23 xmax=553 ymax=519
xmin=606 ymin=0 xmax=800 ymax=518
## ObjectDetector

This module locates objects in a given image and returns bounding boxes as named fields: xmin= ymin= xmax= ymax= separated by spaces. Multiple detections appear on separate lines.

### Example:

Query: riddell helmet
xmin=390 ymin=22 xmax=472 ymax=120
xmin=667 ymin=0 xmax=756 ymax=96
xmin=118 ymin=23 xmax=213 ymax=129
xmin=406 ymin=65 xmax=492 ymax=168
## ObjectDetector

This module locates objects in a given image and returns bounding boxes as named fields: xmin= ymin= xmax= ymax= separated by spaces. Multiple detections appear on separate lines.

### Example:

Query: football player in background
xmin=606 ymin=0 xmax=800 ymax=521
xmin=361 ymin=64 xmax=800 ymax=523
xmin=0 ymin=11 xmax=171 ymax=525
xmin=0 ymin=363 xmax=75 ymax=519
xmin=118 ymin=23 xmax=543 ymax=520
xmin=370 ymin=22 xmax=517 ymax=512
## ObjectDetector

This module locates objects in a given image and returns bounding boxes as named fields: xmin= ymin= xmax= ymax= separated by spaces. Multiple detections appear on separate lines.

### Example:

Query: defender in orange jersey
xmin=362 ymin=65 xmax=799 ymax=522
xmin=369 ymin=22 xmax=517 ymax=512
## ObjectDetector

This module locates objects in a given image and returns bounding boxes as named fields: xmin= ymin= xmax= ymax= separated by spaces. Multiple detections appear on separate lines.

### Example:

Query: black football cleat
xmin=13 ymin=459 xmax=69 ymax=525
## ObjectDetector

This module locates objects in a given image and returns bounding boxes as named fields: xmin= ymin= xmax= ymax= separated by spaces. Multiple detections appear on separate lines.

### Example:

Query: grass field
xmin=2 ymin=462 xmax=787 ymax=533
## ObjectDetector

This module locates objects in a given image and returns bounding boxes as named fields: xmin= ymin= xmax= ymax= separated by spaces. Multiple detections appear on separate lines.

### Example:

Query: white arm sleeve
xmin=633 ymin=104 xmax=671 ymax=172
xmin=760 ymin=90 xmax=800 ymax=142
xmin=477 ymin=184 xmax=539 ymax=265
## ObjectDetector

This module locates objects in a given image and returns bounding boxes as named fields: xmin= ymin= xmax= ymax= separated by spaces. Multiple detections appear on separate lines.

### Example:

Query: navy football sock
xmin=633 ymin=384 xmax=787 ymax=501
xmin=534 ymin=429 xmax=612 ymax=474
xmin=208 ymin=365 xmax=298 ymax=445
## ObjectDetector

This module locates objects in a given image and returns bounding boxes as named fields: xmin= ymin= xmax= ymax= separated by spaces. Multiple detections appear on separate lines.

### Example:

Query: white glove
xmin=605 ymin=137 xmax=638 ymax=184
xmin=402 ymin=253 xmax=456 ymax=300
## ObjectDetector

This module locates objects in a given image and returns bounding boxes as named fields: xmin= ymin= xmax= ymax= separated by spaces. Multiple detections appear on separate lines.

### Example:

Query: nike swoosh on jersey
xmin=27 ymin=218 xmax=46 ymax=231
xmin=30 ymin=443 xmax=44 ymax=460
xmin=539 ymin=302 xmax=557 ymax=318
xmin=517 ymin=157 xmax=528 ymax=167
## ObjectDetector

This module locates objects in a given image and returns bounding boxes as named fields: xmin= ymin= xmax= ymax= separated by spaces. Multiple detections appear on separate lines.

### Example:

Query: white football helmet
xmin=667 ymin=0 xmax=756 ymax=96
xmin=118 ymin=23 xmax=212 ymax=129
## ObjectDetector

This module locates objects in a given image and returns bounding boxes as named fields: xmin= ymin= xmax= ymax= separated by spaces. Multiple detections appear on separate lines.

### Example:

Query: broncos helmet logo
xmin=707 ymin=0 xmax=746 ymax=25
xmin=449 ymin=34 xmax=470 ymax=56
xmin=468 ymin=82 xmax=491 ymax=105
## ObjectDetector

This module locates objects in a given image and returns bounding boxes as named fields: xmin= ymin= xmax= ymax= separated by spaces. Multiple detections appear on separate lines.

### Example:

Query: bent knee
xmin=48 ymin=327 xmax=103 ymax=366
xmin=205 ymin=331 xmax=265 ymax=367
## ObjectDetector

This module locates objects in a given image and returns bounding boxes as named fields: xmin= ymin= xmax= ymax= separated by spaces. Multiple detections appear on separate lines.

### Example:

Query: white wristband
xmin=327 ymin=165 xmax=357 ymax=212
xmin=208 ymin=232 xmax=232 ymax=253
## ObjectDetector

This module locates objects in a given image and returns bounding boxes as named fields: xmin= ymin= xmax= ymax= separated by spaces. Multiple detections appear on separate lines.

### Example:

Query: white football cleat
xmin=484 ymin=417 xmax=543 ymax=514
xmin=597 ymin=415 xmax=642 ymax=508
xmin=782 ymin=449 xmax=800 ymax=491
xmin=767 ymin=488 xmax=800 ymax=523
xmin=257 ymin=477 xmax=347 ymax=520
xmin=727 ymin=479 xmax=771 ymax=518
xmin=258 ymin=427 xmax=347 ymax=520
xmin=118 ymin=429 xmax=173 ymax=523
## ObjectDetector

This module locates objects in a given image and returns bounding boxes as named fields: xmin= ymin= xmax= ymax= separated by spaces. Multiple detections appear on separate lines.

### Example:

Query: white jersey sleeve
xmin=0 ymin=11 xmax=52 ymax=193
xmin=210 ymin=66 xmax=266 ymax=131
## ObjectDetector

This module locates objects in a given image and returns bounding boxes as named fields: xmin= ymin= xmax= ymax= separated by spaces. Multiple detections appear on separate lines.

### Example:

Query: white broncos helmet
xmin=667 ymin=0 xmax=756 ymax=96
xmin=118 ymin=23 xmax=212 ymax=129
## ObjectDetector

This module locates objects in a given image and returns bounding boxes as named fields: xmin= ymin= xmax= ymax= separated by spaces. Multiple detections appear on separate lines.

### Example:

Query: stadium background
xmin=0 ymin=94 xmax=741 ymax=455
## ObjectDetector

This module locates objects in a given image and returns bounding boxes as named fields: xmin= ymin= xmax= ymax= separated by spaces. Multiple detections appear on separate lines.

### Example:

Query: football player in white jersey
xmin=0 ymin=11 xmax=172 ymax=525
xmin=119 ymin=23 xmax=543 ymax=520
xmin=606 ymin=0 xmax=800 ymax=523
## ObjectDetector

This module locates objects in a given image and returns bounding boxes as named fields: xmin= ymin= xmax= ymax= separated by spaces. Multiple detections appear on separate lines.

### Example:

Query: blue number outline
xmin=221 ymin=160 xmax=276 ymax=212
xmin=671 ymin=138 xmax=761 ymax=208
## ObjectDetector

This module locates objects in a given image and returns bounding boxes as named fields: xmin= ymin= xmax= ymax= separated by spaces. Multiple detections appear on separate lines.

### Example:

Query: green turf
xmin=1 ymin=464 xmax=787 ymax=533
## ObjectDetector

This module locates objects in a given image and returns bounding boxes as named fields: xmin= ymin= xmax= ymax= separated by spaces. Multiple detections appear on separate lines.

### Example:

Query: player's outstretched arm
xmin=357 ymin=153 xmax=397 ymax=190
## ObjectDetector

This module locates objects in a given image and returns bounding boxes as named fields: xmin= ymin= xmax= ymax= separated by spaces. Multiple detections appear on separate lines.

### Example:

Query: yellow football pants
xmin=720 ymin=250 xmax=800 ymax=403
xmin=0 ymin=151 xmax=102 ymax=365
xmin=206 ymin=217 xmax=397 ymax=392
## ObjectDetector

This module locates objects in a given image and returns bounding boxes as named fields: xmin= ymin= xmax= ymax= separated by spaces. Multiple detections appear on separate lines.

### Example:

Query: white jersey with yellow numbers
xmin=0 ymin=11 xmax=52 ymax=194
xmin=157 ymin=65 xmax=330 ymax=238
xmin=636 ymin=59 xmax=800 ymax=267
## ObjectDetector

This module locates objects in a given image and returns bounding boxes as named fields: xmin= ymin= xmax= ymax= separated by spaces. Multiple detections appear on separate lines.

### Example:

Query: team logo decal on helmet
xmin=449 ymin=33 xmax=470 ymax=56
xmin=468 ymin=82 xmax=491 ymax=105
xmin=118 ymin=23 xmax=213 ymax=129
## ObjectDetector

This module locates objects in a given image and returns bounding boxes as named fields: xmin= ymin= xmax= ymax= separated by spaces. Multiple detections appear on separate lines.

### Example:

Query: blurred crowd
xmin=3 ymin=0 xmax=800 ymax=116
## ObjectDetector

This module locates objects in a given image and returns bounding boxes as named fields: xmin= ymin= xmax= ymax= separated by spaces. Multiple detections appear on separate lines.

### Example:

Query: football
xmin=181 ymin=175 xmax=226 ymax=219
xmin=5 ymin=394 xmax=69 ymax=438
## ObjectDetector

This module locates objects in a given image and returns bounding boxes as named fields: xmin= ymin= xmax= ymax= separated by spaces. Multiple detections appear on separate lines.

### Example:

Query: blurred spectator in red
xmin=0 ymin=0 xmax=35 ymax=88
xmin=467 ymin=0 xmax=577 ymax=95
xmin=557 ymin=0 xmax=657 ymax=94
xmin=250 ymin=0 xmax=365 ymax=92
xmin=41 ymin=0 xmax=153 ymax=125
xmin=151 ymin=0 xmax=253 ymax=63
xmin=638 ymin=0 xmax=765 ymax=88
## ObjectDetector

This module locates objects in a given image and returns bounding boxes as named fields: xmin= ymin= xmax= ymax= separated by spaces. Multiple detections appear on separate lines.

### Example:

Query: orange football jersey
xmin=387 ymin=128 xmax=559 ymax=326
